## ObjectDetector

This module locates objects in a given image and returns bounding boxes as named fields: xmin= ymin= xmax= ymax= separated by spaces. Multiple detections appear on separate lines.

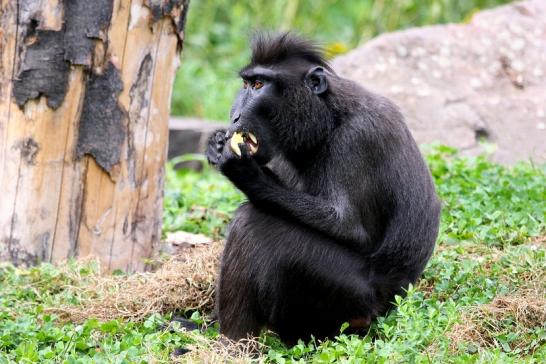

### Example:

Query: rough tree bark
xmin=0 ymin=0 xmax=190 ymax=271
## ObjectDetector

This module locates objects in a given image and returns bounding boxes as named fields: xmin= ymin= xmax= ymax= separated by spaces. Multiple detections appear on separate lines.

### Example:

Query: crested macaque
xmin=206 ymin=33 xmax=441 ymax=345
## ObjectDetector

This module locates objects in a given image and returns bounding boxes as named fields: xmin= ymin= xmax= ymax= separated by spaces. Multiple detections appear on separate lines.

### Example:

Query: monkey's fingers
xmin=206 ymin=150 xmax=220 ymax=166
xmin=238 ymin=142 xmax=250 ymax=159
xmin=205 ymin=152 xmax=219 ymax=166
xmin=206 ymin=144 xmax=219 ymax=166
xmin=214 ymin=132 xmax=227 ymax=151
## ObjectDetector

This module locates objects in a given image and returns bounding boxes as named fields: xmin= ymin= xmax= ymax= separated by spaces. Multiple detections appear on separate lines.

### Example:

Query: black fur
xmin=205 ymin=32 xmax=441 ymax=346
xmin=248 ymin=32 xmax=332 ymax=72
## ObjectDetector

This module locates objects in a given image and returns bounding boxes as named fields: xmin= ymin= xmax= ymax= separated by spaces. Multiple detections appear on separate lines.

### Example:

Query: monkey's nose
xmin=231 ymin=112 xmax=241 ymax=124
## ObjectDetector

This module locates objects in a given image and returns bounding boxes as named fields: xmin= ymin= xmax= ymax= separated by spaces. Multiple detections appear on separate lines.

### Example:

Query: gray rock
xmin=168 ymin=117 xmax=224 ymax=169
xmin=332 ymin=0 xmax=546 ymax=164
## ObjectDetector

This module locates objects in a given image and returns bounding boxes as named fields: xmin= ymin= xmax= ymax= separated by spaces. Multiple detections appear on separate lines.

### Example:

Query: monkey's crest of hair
xmin=250 ymin=32 xmax=333 ymax=72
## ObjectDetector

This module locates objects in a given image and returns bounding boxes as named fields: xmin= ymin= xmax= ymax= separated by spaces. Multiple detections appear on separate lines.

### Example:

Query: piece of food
xmin=230 ymin=132 xmax=259 ymax=157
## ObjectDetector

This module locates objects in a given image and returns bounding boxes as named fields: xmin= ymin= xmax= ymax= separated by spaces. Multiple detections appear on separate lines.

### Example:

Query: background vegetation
xmin=171 ymin=0 xmax=511 ymax=120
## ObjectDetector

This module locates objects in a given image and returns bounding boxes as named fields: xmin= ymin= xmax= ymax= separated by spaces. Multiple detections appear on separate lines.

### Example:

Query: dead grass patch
xmin=529 ymin=234 xmax=546 ymax=248
xmin=47 ymin=240 xmax=223 ymax=323
xmin=448 ymin=290 xmax=546 ymax=353
xmin=172 ymin=333 xmax=265 ymax=364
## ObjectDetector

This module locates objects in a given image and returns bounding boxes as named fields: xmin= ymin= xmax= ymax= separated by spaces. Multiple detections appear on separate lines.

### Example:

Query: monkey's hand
xmin=205 ymin=129 xmax=228 ymax=167
xmin=218 ymin=141 xmax=265 ymax=186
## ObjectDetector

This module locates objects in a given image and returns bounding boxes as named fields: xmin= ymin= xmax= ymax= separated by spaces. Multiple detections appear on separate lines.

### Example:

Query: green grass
xmin=162 ymin=155 xmax=244 ymax=239
xmin=1 ymin=147 xmax=543 ymax=363
xmin=0 ymin=262 xmax=182 ymax=363
xmin=172 ymin=0 xmax=511 ymax=120
xmin=427 ymin=145 xmax=545 ymax=247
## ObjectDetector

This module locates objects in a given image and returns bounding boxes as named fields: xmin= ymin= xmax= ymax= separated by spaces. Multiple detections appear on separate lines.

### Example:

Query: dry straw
xmin=46 ymin=238 xmax=266 ymax=362
xmin=48 ymin=240 xmax=223 ymax=323
xmin=448 ymin=290 xmax=546 ymax=352
xmin=172 ymin=333 xmax=265 ymax=364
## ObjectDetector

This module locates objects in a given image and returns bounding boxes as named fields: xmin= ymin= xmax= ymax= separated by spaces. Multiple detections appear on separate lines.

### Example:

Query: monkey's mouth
xmin=230 ymin=132 xmax=259 ymax=157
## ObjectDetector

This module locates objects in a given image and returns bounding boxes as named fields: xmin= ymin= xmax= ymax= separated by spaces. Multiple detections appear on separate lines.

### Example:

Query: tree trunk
xmin=0 ymin=0 xmax=189 ymax=271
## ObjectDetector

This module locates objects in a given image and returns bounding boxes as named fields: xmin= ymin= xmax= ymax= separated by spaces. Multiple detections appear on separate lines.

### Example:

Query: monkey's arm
xmin=256 ymin=183 xmax=369 ymax=247
xmin=223 ymin=160 xmax=370 ymax=249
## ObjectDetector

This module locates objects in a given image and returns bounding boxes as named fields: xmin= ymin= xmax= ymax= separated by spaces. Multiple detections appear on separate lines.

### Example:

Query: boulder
xmin=168 ymin=117 xmax=224 ymax=169
xmin=332 ymin=0 xmax=546 ymax=164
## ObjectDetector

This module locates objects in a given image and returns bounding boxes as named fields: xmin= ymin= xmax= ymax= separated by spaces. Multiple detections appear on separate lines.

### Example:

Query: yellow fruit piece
xmin=230 ymin=132 xmax=245 ymax=157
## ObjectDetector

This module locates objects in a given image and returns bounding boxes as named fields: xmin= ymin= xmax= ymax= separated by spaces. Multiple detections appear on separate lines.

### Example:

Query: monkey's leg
xmin=216 ymin=271 xmax=262 ymax=340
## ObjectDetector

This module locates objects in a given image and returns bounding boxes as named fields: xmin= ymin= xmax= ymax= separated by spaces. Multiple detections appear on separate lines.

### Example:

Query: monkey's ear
xmin=304 ymin=66 xmax=328 ymax=95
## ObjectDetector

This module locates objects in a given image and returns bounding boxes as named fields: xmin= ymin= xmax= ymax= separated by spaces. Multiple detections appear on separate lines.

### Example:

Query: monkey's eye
xmin=253 ymin=80 xmax=264 ymax=89
xmin=243 ymin=80 xmax=249 ymax=89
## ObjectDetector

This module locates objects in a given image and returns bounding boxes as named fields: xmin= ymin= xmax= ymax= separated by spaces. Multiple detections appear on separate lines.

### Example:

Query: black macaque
xmin=205 ymin=33 xmax=441 ymax=346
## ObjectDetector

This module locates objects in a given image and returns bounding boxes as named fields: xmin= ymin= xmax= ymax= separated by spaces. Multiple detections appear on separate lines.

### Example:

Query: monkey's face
xmin=229 ymin=63 xmax=333 ymax=162
xmin=227 ymin=66 xmax=281 ymax=165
